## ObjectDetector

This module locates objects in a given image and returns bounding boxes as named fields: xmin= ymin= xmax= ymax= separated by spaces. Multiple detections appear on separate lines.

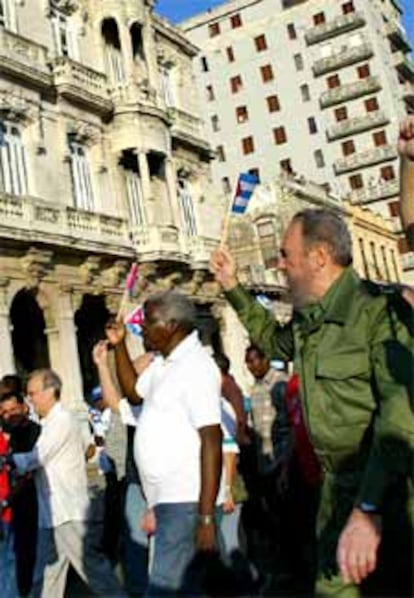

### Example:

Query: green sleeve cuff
xmin=224 ymin=284 xmax=254 ymax=313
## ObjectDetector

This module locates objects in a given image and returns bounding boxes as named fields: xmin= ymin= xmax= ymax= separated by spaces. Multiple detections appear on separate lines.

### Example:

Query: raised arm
xmin=105 ymin=319 xmax=141 ymax=404
xmin=398 ymin=116 xmax=414 ymax=251
xmin=92 ymin=341 xmax=121 ymax=413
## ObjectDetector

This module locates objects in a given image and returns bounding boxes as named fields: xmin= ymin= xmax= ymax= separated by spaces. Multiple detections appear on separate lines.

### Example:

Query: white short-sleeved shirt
xmin=134 ymin=331 xmax=222 ymax=507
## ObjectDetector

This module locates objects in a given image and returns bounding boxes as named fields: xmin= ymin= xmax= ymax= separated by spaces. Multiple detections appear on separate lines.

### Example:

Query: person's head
xmin=142 ymin=291 xmax=197 ymax=356
xmin=26 ymin=369 xmax=62 ymax=418
xmin=89 ymin=385 xmax=105 ymax=412
xmin=213 ymin=352 xmax=230 ymax=376
xmin=245 ymin=345 xmax=270 ymax=380
xmin=279 ymin=209 xmax=352 ymax=307
xmin=0 ymin=379 xmax=28 ymax=431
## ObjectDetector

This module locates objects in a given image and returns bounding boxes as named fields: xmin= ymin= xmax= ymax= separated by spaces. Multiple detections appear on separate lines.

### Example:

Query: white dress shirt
xmin=13 ymin=402 xmax=89 ymax=529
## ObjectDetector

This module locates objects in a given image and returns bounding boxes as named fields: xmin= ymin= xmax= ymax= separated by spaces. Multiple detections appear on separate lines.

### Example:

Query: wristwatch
xmin=358 ymin=502 xmax=380 ymax=515
xmin=198 ymin=514 xmax=215 ymax=526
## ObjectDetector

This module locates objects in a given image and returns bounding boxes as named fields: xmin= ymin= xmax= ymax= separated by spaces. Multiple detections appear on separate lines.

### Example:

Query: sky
xmin=156 ymin=0 xmax=414 ymax=50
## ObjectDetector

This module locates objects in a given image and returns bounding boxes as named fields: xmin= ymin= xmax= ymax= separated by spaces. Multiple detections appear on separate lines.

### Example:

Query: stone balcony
xmin=130 ymin=224 xmax=189 ymax=262
xmin=401 ymin=81 xmax=414 ymax=110
xmin=320 ymin=76 xmax=382 ymax=108
xmin=313 ymin=43 xmax=373 ymax=77
xmin=351 ymin=180 xmax=399 ymax=205
xmin=326 ymin=111 xmax=390 ymax=141
xmin=0 ymin=28 xmax=51 ymax=90
xmin=0 ymin=194 xmax=132 ymax=256
xmin=52 ymin=57 xmax=113 ymax=116
xmin=386 ymin=20 xmax=411 ymax=53
xmin=168 ymin=107 xmax=211 ymax=152
xmin=186 ymin=235 xmax=219 ymax=267
xmin=393 ymin=51 xmax=414 ymax=82
xmin=305 ymin=11 xmax=366 ymax=45
xmin=334 ymin=145 xmax=398 ymax=174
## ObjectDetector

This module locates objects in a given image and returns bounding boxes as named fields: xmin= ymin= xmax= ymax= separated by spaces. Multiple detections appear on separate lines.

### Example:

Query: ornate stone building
xmin=0 ymin=0 xmax=226 ymax=407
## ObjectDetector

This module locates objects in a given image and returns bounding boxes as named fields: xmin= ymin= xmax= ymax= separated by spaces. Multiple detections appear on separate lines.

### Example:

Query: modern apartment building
xmin=181 ymin=0 xmax=414 ymax=277
xmin=0 ymin=0 xmax=227 ymax=405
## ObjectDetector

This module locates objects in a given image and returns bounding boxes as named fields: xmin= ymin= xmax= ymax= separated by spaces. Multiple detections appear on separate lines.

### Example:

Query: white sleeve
xmin=118 ymin=398 xmax=141 ymax=427
xmin=186 ymin=361 xmax=221 ymax=429
xmin=135 ymin=358 xmax=159 ymax=399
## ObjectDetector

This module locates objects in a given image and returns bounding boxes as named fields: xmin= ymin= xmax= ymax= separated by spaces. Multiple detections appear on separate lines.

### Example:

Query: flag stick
xmin=117 ymin=263 xmax=139 ymax=321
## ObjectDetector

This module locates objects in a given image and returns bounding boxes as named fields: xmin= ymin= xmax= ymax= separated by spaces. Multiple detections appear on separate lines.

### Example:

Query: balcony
xmin=327 ymin=111 xmax=390 ymax=141
xmin=393 ymin=51 xmax=414 ymax=82
xmin=0 ymin=194 xmax=132 ymax=255
xmin=186 ymin=235 xmax=219 ymax=267
xmin=320 ymin=76 xmax=381 ymax=108
xmin=305 ymin=11 xmax=366 ymax=45
xmin=313 ymin=43 xmax=373 ymax=76
xmin=386 ymin=21 xmax=411 ymax=53
xmin=401 ymin=81 xmax=414 ymax=109
xmin=351 ymin=180 xmax=399 ymax=205
xmin=52 ymin=58 xmax=112 ymax=116
xmin=0 ymin=28 xmax=51 ymax=90
xmin=334 ymin=145 xmax=398 ymax=174
xmin=130 ymin=224 xmax=189 ymax=262
xmin=168 ymin=107 xmax=210 ymax=153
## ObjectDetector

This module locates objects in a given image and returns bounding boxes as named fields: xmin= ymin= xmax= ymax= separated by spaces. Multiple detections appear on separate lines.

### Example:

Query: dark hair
xmin=245 ymin=344 xmax=267 ymax=360
xmin=292 ymin=208 xmax=353 ymax=267
xmin=0 ymin=375 xmax=24 ymax=404
xmin=213 ymin=352 xmax=230 ymax=374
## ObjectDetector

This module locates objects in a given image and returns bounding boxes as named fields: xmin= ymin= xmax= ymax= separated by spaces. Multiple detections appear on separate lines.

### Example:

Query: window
xmin=342 ymin=139 xmax=355 ymax=156
xmin=327 ymin=74 xmax=340 ymax=89
xmin=380 ymin=165 xmax=395 ymax=180
xmin=160 ymin=67 xmax=175 ymax=107
xmin=236 ymin=105 xmax=249 ymax=123
xmin=314 ymin=149 xmax=325 ymax=168
xmin=51 ymin=8 xmax=77 ymax=58
xmin=130 ymin=22 xmax=145 ymax=62
xmin=211 ymin=115 xmax=220 ymax=132
xmin=388 ymin=200 xmax=400 ymax=218
xmin=373 ymin=130 xmax=387 ymax=147
xmin=178 ymin=178 xmax=197 ymax=237
xmin=313 ymin=12 xmax=326 ymax=26
xmin=208 ymin=22 xmax=220 ymax=37
xmin=280 ymin=158 xmax=293 ymax=174
xmin=257 ymin=219 xmax=278 ymax=268
xmin=357 ymin=64 xmax=370 ymax=79
xmin=255 ymin=34 xmax=267 ymax=52
xmin=287 ymin=23 xmax=297 ymax=40
xmin=349 ymin=174 xmax=363 ymax=189
xmin=222 ymin=176 xmax=231 ymax=194
xmin=121 ymin=151 xmax=146 ymax=227
xmin=206 ymin=85 xmax=215 ymax=101
xmin=300 ymin=84 xmax=310 ymax=102
xmin=242 ymin=136 xmax=254 ymax=155
xmin=102 ymin=19 xmax=125 ymax=84
xmin=308 ymin=116 xmax=318 ymax=134
xmin=230 ymin=13 xmax=242 ymax=28
xmin=335 ymin=106 xmax=348 ymax=121
xmin=200 ymin=56 xmax=209 ymax=72
xmin=0 ymin=123 xmax=28 ymax=196
xmin=0 ymin=0 xmax=17 ymax=32
xmin=365 ymin=97 xmax=379 ymax=112
xmin=260 ymin=64 xmax=274 ymax=82
xmin=230 ymin=75 xmax=243 ymax=93
xmin=216 ymin=145 xmax=226 ymax=162
xmin=274 ymin=126 xmax=287 ymax=145
xmin=294 ymin=53 xmax=304 ymax=71
xmin=267 ymin=95 xmax=280 ymax=112
xmin=69 ymin=139 xmax=94 ymax=211
xmin=342 ymin=1 xmax=355 ymax=14
xmin=249 ymin=167 xmax=260 ymax=182
xmin=226 ymin=46 xmax=235 ymax=62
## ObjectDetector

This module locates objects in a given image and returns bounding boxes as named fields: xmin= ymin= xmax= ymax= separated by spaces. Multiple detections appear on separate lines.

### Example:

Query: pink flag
xmin=125 ymin=305 xmax=144 ymax=337
xmin=125 ymin=263 xmax=139 ymax=297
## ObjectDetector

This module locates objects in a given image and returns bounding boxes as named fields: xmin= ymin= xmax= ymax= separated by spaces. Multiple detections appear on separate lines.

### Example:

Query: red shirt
xmin=0 ymin=431 xmax=12 ymax=523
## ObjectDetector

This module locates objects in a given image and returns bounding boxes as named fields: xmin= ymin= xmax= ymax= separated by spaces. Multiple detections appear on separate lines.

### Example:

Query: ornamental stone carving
xmin=0 ymin=91 xmax=38 ymax=124
xmin=66 ymin=121 xmax=101 ymax=147
xmin=78 ymin=257 xmax=101 ymax=286
xmin=20 ymin=248 xmax=54 ymax=289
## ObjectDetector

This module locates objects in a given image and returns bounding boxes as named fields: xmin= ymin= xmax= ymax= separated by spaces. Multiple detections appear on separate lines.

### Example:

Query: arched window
xmin=68 ymin=138 xmax=94 ymax=211
xmin=256 ymin=218 xmax=278 ymax=269
xmin=50 ymin=7 xmax=78 ymax=59
xmin=120 ymin=150 xmax=146 ymax=226
xmin=130 ymin=22 xmax=145 ymax=61
xmin=0 ymin=122 xmax=28 ymax=196
xmin=177 ymin=178 xmax=197 ymax=237
xmin=101 ymin=18 xmax=125 ymax=84
xmin=0 ymin=0 xmax=17 ymax=32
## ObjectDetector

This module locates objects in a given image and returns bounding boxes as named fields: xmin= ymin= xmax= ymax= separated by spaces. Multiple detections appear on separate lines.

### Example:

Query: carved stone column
xmin=0 ymin=279 xmax=15 ymax=375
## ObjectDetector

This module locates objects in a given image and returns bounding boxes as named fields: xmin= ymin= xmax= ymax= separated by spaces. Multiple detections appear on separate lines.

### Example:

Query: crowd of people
xmin=0 ymin=120 xmax=413 ymax=597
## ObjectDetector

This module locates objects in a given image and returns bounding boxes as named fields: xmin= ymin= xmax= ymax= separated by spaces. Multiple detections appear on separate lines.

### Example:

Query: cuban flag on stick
xmin=126 ymin=304 xmax=145 ymax=337
xmin=117 ymin=262 xmax=140 ymax=320
xmin=231 ymin=173 xmax=259 ymax=214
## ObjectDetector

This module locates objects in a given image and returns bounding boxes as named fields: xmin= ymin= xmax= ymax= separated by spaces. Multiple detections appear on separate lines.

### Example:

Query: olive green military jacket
xmin=226 ymin=267 xmax=414 ymax=507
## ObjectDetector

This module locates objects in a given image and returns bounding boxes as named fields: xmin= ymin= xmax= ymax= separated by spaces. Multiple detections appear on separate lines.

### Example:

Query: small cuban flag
xmin=231 ymin=173 xmax=259 ymax=214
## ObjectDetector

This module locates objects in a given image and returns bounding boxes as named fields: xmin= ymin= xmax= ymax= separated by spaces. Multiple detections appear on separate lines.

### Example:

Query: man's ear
xmin=312 ymin=243 xmax=329 ymax=268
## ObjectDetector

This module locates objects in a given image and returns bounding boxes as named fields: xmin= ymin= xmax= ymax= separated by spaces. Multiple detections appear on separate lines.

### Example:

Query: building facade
xmin=0 ymin=0 xmax=228 ymax=407
xmin=181 ymin=0 xmax=413 ymax=278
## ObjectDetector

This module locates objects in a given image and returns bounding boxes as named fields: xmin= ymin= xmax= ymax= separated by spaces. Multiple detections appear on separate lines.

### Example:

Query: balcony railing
xmin=168 ymin=107 xmax=210 ymax=151
xmin=0 ymin=193 xmax=131 ymax=252
xmin=334 ymin=145 xmax=398 ymax=174
xmin=393 ymin=51 xmax=414 ymax=82
xmin=0 ymin=28 xmax=51 ymax=89
xmin=327 ymin=111 xmax=390 ymax=141
xmin=186 ymin=235 xmax=219 ymax=266
xmin=351 ymin=180 xmax=399 ymax=204
xmin=386 ymin=21 xmax=412 ymax=52
xmin=52 ymin=57 xmax=112 ymax=116
xmin=320 ymin=76 xmax=381 ymax=108
xmin=401 ymin=81 xmax=414 ymax=109
xmin=305 ymin=11 xmax=366 ymax=45
xmin=130 ymin=224 xmax=189 ymax=261
xmin=313 ymin=43 xmax=373 ymax=76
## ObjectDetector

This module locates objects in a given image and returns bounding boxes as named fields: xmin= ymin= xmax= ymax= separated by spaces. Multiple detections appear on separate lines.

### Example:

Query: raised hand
xmin=398 ymin=116 xmax=414 ymax=160
xmin=105 ymin=317 xmax=127 ymax=346
xmin=209 ymin=246 xmax=238 ymax=291
xmin=92 ymin=340 xmax=109 ymax=367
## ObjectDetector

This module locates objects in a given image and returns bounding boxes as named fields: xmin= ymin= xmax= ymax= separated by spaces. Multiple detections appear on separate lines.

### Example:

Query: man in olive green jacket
xmin=210 ymin=209 xmax=413 ymax=596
